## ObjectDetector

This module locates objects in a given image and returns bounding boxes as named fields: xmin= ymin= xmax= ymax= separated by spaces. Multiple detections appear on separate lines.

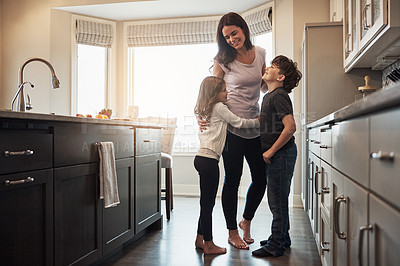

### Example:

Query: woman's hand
xmin=197 ymin=115 xmax=209 ymax=132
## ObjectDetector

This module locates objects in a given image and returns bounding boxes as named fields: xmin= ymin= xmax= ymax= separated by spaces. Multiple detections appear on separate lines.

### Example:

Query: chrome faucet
xmin=12 ymin=57 xmax=60 ymax=111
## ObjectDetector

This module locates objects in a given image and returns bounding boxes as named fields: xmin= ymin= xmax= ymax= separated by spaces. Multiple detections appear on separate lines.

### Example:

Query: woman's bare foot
xmin=204 ymin=241 xmax=227 ymax=255
xmin=195 ymin=234 xmax=205 ymax=250
xmin=239 ymin=218 xmax=254 ymax=244
xmin=228 ymin=229 xmax=249 ymax=249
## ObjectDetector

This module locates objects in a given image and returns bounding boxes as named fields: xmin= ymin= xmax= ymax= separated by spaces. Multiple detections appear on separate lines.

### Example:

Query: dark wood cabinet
xmin=54 ymin=163 xmax=102 ymax=266
xmin=102 ymin=158 xmax=135 ymax=254
xmin=0 ymin=169 xmax=53 ymax=266
xmin=0 ymin=115 xmax=162 ymax=265
xmin=135 ymin=153 xmax=161 ymax=233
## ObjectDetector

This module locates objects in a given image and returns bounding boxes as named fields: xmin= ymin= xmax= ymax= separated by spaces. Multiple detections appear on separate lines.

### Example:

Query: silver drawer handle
xmin=370 ymin=151 xmax=395 ymax=161
xmin=320 ymin=241 xmax=330 ymax=252
xmin=4 ymin=177 xmax=34 ymax=186
xmin=334 ymin=195 xmax=347 ymax=240
xmin=4 ymin=150 xmax=34 ymax=156
xmin=143 ymin=139 xmax=156 ymax=143
xmin=359 ymin=224 xmax=373 ymax=266
xmin=314 ymin=141 xmax=321 ymax=144
xmin=319 ymin=145 xmax=329 ymax=149
xmin=317 ymin=187 xmax=330 ymax=195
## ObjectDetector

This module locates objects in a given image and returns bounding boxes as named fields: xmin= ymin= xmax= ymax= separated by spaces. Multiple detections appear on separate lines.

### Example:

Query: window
xmin=130 ymin=43 xmax=217 ymax=153
xmin=130 ymin=32 xmax=272 ymax=153
xmin=72 ymin=16 xmax=115 ymax=116
xmin=76 ymin=44 xmax=107 ymax=115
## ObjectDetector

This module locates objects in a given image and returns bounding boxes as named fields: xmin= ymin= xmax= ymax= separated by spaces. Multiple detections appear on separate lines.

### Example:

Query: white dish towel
xmin=98 ymin=141 xmax=120 ymax=208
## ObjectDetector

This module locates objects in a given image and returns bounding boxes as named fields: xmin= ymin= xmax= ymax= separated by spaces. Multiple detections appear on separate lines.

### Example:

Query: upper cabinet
xmin=330 ymin=0 xmax=344 ymax=21
xmin=343 ymin=0 xmax=400 ymax=72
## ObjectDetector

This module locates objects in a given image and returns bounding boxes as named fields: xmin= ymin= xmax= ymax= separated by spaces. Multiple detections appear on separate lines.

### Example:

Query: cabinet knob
xmin=370 ymin=151 xmax=395 ymax=161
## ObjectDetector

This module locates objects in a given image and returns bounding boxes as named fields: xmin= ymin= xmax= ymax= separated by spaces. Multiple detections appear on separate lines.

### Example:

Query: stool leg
xmin=165 ymin=168 xmax=171 ymax=220
xmin=168 ymin=167 xmax=173 ymax=210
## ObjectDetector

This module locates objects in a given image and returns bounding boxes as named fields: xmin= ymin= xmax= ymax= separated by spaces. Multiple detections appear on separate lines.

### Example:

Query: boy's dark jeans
xmin=263 ymin=143 xmax=297 ymax=256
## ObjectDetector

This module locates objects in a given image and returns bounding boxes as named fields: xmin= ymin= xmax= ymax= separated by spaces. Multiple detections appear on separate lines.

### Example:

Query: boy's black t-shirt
xmin=260 ymin=87 xmax=295 ymax=152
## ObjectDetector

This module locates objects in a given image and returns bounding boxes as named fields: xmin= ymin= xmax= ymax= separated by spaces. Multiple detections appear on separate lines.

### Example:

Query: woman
xmin=213 ymin=12 xmax=267 ymax=250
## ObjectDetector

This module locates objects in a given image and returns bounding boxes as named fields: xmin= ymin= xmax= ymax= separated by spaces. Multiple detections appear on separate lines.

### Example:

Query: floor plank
xmin=102 ymin=196 xmax=321 ymax=266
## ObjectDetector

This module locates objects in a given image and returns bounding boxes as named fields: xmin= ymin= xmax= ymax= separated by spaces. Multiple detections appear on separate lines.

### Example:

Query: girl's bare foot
xmin=239 ymin=218 xmax=254 ymax=244
xmin=204 ymin=241 xmax=227 ymax=255
xmin=195 ymin=234 xmax=205 ymax=250
xmin=227 ymin=229 xmax=249 ymax=249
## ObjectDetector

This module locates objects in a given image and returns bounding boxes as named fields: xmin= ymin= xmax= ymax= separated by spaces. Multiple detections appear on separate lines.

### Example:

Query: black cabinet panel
xmin=0 ymin=169 xmax=53 ymax=266
xmin=103 ymin=158 xmax=135 ymax=254
xmin=54 ymin=163 xmax=102 ymax=266
xmin=0 ymin=128 xmax=52 ymax=175
xmin=135 ymin=154 xmax=161 ymax=233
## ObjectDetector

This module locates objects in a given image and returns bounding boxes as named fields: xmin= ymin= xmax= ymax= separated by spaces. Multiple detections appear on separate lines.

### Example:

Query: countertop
xmin=0 ymin=110 xmax=174 ymax=129
xmin=308 ymin=82 xmax=400 ymax=128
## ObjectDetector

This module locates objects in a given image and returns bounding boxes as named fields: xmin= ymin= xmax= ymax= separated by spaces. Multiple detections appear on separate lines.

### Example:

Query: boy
xmin=252 ymin=55 xmax=302 ymax=257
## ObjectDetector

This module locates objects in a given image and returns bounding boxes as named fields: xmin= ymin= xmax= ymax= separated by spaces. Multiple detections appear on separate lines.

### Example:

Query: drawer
xmin=308 ymin=127 xmax=321 ymax=157
xmin=332 ymin=117 xmax=369 ymax=188
xmin=0 ymin=126 xmax=53 ymax=175
xmin=370 ymin=108 xmax=400 ymax=209
xmin=54 ymin=123 xmax=134 ymax=167
xmin=319 ymin=125 xmax=332 ymax=164
xmin=135 ymin=128 xmax=161 ymax=156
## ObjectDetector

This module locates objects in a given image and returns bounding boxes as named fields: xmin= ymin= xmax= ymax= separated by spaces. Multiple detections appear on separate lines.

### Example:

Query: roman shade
xmin=76 ymin=19 xmax=113 ymax=48
xmin=127 ymin=6 xmax=272 ymax=47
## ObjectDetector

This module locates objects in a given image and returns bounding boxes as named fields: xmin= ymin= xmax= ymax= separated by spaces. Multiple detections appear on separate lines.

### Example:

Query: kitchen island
xmin=304 ymin=82 xmax=400 ymax=266
xmin=0 ymin=111 xmax=167 ymax=266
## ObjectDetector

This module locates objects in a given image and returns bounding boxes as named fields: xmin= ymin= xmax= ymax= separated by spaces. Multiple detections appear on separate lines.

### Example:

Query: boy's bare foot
xmin=204 ymin=241 xmax=227 ymax=255
xmin=239 ymin=218 xmax=254 ymax=244
xmin=228 ymin=229 xmax=249 ymax=249
xmin=195 ymin=234 xmax=205 ymax=250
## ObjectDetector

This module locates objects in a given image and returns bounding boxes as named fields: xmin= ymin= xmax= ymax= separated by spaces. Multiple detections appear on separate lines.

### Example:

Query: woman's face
xmin=217 ymin=85 xmax=228 ymax=103
xmin=221 ymin=25 xmax=246 ymax=50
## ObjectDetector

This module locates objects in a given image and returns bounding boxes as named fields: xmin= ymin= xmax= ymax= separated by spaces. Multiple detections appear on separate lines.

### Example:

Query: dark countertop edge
xmin=0 ymin=111 xmax=175 ymax=129
xmin=308 ymin=82 xmax=400 ymax=129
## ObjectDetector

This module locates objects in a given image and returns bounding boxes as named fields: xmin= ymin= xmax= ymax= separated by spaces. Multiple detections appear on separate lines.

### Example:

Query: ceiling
xmin=56 ymin=0 xmax=269 ymax=21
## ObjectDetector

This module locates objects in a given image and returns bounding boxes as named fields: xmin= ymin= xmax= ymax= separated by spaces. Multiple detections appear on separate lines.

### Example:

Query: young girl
xmin=193 ymin=76 xmax=259 ymax=255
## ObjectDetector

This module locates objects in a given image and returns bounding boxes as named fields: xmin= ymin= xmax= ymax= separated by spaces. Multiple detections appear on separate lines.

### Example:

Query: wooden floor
xmin=102 ymin=196 xmax=322 ymax=266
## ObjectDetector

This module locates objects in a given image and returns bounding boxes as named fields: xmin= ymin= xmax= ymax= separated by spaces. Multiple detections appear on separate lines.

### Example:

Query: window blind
xmin=76 ymin=19 xmax=113 ymax=48
xmin=127 ymin=6 xmax=272 ymax=47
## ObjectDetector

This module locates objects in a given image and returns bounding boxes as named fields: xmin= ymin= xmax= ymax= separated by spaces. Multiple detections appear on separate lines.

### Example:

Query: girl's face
xmin=221 ymin=25 xmax=245 ymax=50
xmin=217 ymin=85 xmax=228 ymax=103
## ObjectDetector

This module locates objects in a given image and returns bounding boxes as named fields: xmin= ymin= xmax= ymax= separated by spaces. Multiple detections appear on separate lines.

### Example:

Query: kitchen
xmin=1 ymin=0 xmax=399 ymax=265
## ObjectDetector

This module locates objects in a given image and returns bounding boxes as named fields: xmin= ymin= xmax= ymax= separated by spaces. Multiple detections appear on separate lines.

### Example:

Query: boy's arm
xmin=263 ymin=114 xmax=296 ymax=164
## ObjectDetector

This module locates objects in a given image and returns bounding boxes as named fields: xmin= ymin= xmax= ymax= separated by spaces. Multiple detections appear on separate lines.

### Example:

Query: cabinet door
xmin=369 ymin=194 xmax=400 ymax=266
xmin=359 ymin=0 xmax=388 ymax=50
xmin=332 ymin=117 xmax=369 ymax=187
xmin=370 ymin=108 xmax=400 ymax=209
xmin=54 ymin=163 xmax=102 ymax=266
xmin=344 ymin=0 xmax=358 ymax=66
xmin=0 ymin=169 xmax=53 ymax=266
xmin=331 ymin=168 xmax=346 ymax=266
xmin=343 ymin=177 xmax=368 ymax=266
xmin=103 ymin=158 xmax=135 ymax=254
xmin=135 ymin=153 xmax=161 ymax=233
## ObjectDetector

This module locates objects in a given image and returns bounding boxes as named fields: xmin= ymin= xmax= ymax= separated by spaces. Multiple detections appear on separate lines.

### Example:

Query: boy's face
xmin=262 ymin=64 xmax=284 ymax=83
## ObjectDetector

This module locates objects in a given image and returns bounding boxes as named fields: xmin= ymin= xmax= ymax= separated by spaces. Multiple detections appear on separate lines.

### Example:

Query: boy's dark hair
xmin=272 ymin=55 xmax=302 ymax=93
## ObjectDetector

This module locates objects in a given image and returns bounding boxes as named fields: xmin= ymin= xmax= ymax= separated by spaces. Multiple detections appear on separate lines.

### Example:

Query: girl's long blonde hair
xmin=194 ymin=76 xmax=226 ymax=120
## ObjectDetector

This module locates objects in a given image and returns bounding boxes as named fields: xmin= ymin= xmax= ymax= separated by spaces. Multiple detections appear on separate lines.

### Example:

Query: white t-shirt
xmin=217 ymin=46 xmax=266 ymax=139
xmin=197 ymin=102 xmax=259 ymax=160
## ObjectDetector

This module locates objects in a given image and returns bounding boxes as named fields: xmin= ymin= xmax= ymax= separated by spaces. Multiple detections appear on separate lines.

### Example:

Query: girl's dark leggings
xmin=194 ymin=155 xmax=220 ymax=241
